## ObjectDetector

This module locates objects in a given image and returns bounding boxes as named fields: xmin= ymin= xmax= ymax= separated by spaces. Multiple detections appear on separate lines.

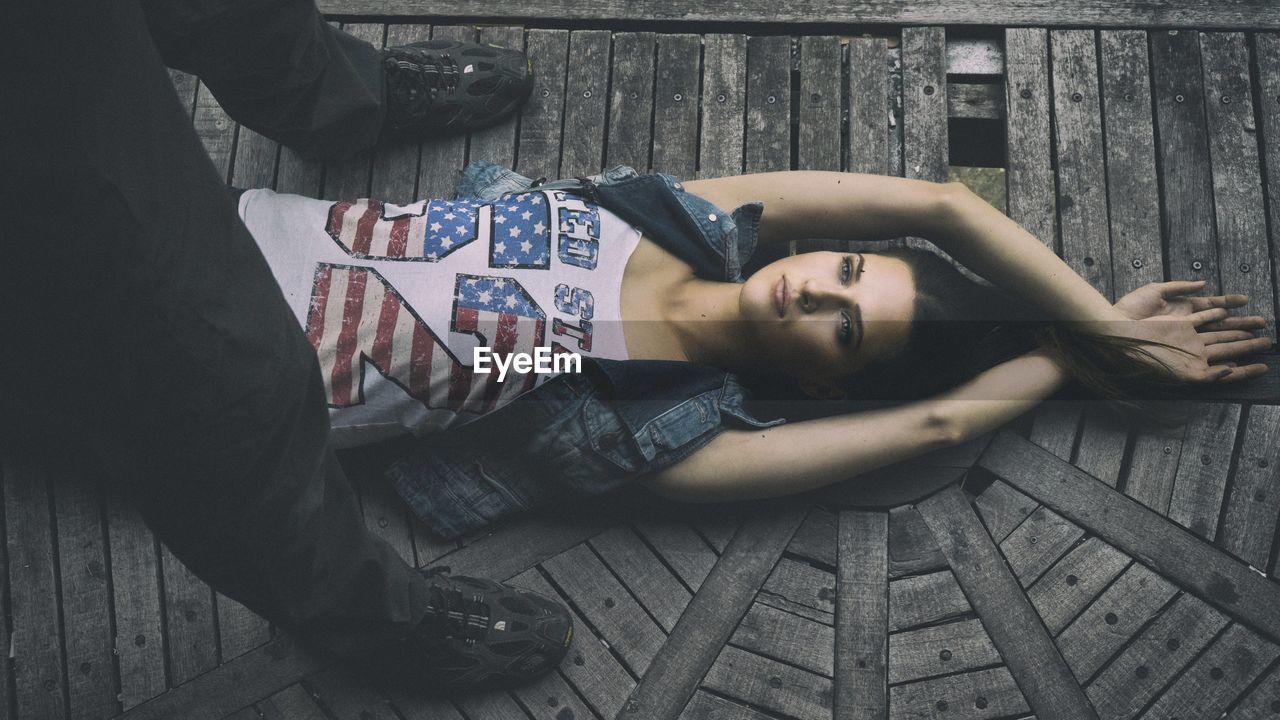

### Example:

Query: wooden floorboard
xmin=315 ymin=0 xmax=1280 ymax=30
xmin=4 ymin=19 xmax=1276 ymax=720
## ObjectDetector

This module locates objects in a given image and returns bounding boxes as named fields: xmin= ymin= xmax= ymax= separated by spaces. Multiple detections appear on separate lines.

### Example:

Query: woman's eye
xmin=841 ymin=256 xmax=853 ymax=284
xmin=839 ymin=312 xmax=853 ymax=343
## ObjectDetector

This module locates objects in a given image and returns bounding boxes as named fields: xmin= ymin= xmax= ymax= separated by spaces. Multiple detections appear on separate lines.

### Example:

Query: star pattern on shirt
xmin=488 ymin=192 xmax=551 ymax=269
xmin=422 ymin=200 xmax=480 ymax=260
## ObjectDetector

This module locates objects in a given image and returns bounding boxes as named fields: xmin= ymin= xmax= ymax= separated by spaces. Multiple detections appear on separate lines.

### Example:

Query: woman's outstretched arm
xmin=684 ymin=170 xmax=1125 ymax=323
xmin=640 ymin=347 xmax=1069 ymax=502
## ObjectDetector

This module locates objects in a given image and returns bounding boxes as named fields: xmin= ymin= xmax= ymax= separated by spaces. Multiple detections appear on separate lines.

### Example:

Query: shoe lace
xmin=385 ymin=49 xmax=460 ymax=101
xmin=417 ymin=566 xmax=491 ymax=645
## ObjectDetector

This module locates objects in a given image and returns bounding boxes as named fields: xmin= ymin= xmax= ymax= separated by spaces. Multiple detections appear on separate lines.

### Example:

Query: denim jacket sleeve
xmin=386 ymin=161 xmax=785 ymax=541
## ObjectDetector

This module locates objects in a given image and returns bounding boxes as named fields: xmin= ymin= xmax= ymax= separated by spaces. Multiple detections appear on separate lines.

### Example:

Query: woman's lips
xmin=774 ymin=275 xmax=788 ymax=318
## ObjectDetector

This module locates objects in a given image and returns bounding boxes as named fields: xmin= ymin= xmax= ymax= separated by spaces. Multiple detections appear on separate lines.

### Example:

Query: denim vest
xmin=385 ymin=161 xmax=786 ymax=540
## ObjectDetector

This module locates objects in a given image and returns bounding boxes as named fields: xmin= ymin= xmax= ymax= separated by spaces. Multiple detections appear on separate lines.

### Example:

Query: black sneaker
xmin=405 ymin=566 xmax=573 ymax=694
xmin=381 ymin=39 xmax=535 ymax=138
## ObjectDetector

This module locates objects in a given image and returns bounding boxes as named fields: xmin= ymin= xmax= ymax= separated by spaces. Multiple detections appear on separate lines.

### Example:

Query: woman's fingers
xmin=1200 ymin=315 xmax=1267 ymax=332
xmin=1199 ymin=329 xmax=1258 ymax=345
xmin=1209 ymin=363 xmax=1270 ymax=383
xmin=1160 ymin=280 xmax=1208 ymax=297
xmin=1188 ymin=307 xmax=1231 ymax=326
xmin=1204 ymin=336 xmax=1276 ymax=362
xmin=1187 ymin=293 xmax=1250 ymax=311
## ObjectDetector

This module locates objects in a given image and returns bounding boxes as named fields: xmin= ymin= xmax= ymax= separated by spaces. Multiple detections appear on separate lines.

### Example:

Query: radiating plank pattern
xmin=3 ymin=23 xmax=1278 ymax=720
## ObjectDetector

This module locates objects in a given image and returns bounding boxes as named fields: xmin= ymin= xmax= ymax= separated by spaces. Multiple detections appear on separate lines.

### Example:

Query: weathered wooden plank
xmin=321 ymin=23 xmax=384 ymax=200
xmin=698 ymin=34 xmax=747 ymax=179
xmin=452 ymin=690 xmax=530 ymax=720
xmin=760 ymin=557 xmax=835 ymax=621
xmin=1029 ymin=402 xmax=1083 ymax=460
xmin=1099 ymin=30 xmax=1163 ymax=298
xmin=170 ymin=69 xmax=198 ymax=117
xmin=798 ymin=36 xmax=842 ymax=172
xmin=847 ymin=36 xmax=890 ymax=177
xmin=1123 ymin=415 xmax=1186 ymax=513
xmin=372 ymin=23 xmax=429 ymax=201
xmin=702 ymin=645 xmax=831 ymax=720
xmin=216 ymin=594 xmax=271 ymax=662
xmin=511 ymin=665 xmax=600 ymax=720
xmin=467 ymin=26 xmax=524 ymax=171
xmin=1167 ymin=402 xmax=1242 ymax=539
xmin=787 ymin=507 xmax=837 ymax=569
xmin=193 ymin=81 xmax=237 ymax=184
xmin=118 ymin=635 xmax=327 ymax=720
xmin=1026 ymin=537 xmax=1129 ymax=635
xmin=1152 ymin=29 xmax=1218 ymax=287
xmin=590 ymin=526 xmax=691 ymax=632
xmin=541 ymin=543 xmax=666 ymax=677
xmin=1201 ymin=32 xmax=1276 ymax=326
xmin=631 ymin=518 xmax=718 ymax=591
xmin=160 ymin=546 xmax=218 ymax=684
xmin=275 ymin=144 xmax=324 ymax=196
xmin=49 ymin=459 xmax=115 ymax=720
xmin=1085 ymin=593 xmax=1229 ymax=720
xmin=559 ymin=29 xmax=610 ymax=177
xmin=1227 ymin=658 xmax=1280 ymax=719
xmin=679 ymin=691 xmax=776 ymax=720
xmin=1073 ymin=409 xmax=1127 ymax=488
xmin=902 ymin=27 xmax=948 ymax=185
xmin=617 ymin=504 xmax=806 ymax=720
xmin=888 ymin=505 xmax=947 ymax=577
xmin=835 ymin=510 xmax=888 ymax=719
xmin=980 ymin=430 xmax=1280 ymax=644
xmin=731 ymin=601 xmax=833 ymax=677
xmin=889 ymin=618 xmax=1002 ymax=685
xmin=414 ymin=25 xmax=471 ymax=202
xmin=302 ymin=666 xmax=399 ymax=720
xmin=1056 ymin=562 xmax=1178 ymax=681
xmin=1050 ymin=29 xmax=1114 ymax=300
xmin=948 ymin=82 xmax=1003 ymax=119
xmin=889 ymin=569 xmax=971 ymax=632
xmin=948 ymin=38 xmax=1004 ymax=75
xmin=1259 ymin=33 xmax=1280 ymax=358
xmin=4 ymin=455 xmax=67 ymax=720
xmin=384 ymin=684 xmax=467 ymax=720
xmin=107 ymin=493 xmax=167 ymax=709
xmin=606 ymin=32 xmax=656 ymax=171
xmin=999 ymin=506 xmax=1085 ymax=586
xmin=314 ymin=0 xmax=1280 ymax=30
xmin=1004 ymin=28 xmax=1057 ymax=252
xmin=256 ymin=684 xmax=328 ymax=720
xmin=426 ymin=514 xmax=609 ymax=580
xmin=972 ymin=479 xmax=1039 ymax=544
xmin=1217 ymin=405 xmax=1280 ymax=568
xmin=889 ymin=666 xmax=1029 ymax=720
xmin=516 ymin=29 xmax=569 ymax=177
xmin=918 ymin=485 xmax=1097 ymax=720
xmin=1140 ymin=623 xmax=1279 ymax=719
xmin=510 ymin=568 xmax=634 ymax=718
xmin=744 ymin=34 xmax=790 ymax=176
xmin=650 ymin=34 xmax=700 ymax=178
xmin=230 ymin=128 xmax=279 ymax=191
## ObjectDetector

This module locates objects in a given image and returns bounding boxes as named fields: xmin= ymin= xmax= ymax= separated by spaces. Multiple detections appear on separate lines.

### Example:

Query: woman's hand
xmin=1115 ymin=279 xmax=1253 ymax=324
xmin=1094 ymin=309 xmax=1273 ymax=384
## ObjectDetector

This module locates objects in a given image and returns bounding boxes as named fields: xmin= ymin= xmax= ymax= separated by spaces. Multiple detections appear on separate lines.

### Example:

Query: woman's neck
xmin=662 ymin=278 xmax=760 ymax=371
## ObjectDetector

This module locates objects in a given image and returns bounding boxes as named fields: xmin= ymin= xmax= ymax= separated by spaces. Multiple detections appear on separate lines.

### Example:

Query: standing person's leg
xmin=1 ymin=0 xmax=431 ymax=662
xmin=138 ymin=0 xmax=536 ymax=160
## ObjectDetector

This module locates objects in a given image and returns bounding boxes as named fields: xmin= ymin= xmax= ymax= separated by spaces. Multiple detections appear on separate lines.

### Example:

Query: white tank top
xmin=237 ymin=187 xmax=643 ymax=447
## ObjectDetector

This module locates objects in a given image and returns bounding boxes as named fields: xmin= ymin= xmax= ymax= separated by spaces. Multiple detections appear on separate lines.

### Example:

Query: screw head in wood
xmin=924 ymin=85 xmax=935 ymax=95
xmin=975 ymin=697 xmax=989 ymax=709
xmin=583 ymin=90 xmax=592 ymax=98
xmin=939 ymin=649 xmax=953 ymax=661
xmin=541 ymin=89 xmax=550 ymax=98
xmin=1072 ymin=92 xmax=1083 ymax=102
xmin=1176 ymin=94 xmax=1185 ymax=103
xmin=1020 ymin=88 xmax=1032 ymax=99
xmin=1164 ymin=445 xmax=1172 ymax=454
xmin=674 ymin=93 xmax=682 ymax=101
xmin=811 ymin=92 xmax=821 ymax=103
xmin=767 ymin=95 xmax=777 ymax=104
xmin=1240 ymin=263 xmax=1250 ymax=272
xmin=1083 ymin=256 xmax=1094 ymax=267
xmin=1136 ymin=665 xmax=1150 ymax=678
xmin=1133 ymin=258 xmax=1144 ymax=268
xmin=1221 ymin=95 xmax=1231 ymax=104
xmin=1260 ymin=458 xmax=1269 ymax=468
xmin=717 ymin=93 xmax=727 ymax=102
xmin=936 ymin=700 xmax=949 ymax=711
xmin=1201 ymin=454 xmax=1211 ymax=465
xmin=1192 ymin=260 xmax=1203 ymax=270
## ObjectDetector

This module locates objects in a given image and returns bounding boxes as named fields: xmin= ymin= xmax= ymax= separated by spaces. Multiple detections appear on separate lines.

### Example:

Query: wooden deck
xmin=5 ymin=16 xmax=1280 ymax=720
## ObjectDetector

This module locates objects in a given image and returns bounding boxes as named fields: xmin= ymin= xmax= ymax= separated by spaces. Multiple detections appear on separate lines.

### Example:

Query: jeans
xmin=1 ymin=0 xmax=432 ymax=668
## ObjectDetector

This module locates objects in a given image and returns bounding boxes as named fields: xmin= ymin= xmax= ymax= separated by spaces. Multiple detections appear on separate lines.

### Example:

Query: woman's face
xmin=739 ymin=251 xmax=917 ymax=381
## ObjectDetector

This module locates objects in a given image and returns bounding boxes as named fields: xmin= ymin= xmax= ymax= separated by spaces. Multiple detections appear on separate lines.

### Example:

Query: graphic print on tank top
xmin=237 ymin=188 xmax=641 ymax=446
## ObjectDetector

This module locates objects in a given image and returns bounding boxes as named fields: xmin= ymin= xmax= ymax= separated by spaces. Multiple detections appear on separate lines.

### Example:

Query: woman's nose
xmin=800 ymin=281 xmax=840 ymax=313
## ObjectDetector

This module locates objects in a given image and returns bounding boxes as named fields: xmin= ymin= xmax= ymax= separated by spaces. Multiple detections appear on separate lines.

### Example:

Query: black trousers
xmin=1 ymin=0 xmax=433 ymax=666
